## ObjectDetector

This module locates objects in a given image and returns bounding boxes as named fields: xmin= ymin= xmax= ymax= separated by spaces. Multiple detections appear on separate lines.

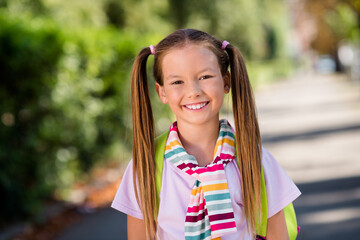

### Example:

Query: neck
xmin=176 ymin=118 xmax=220 ymax=166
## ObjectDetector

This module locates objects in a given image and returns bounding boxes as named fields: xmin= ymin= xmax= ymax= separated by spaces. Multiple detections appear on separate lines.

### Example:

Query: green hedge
xmin=0 ymin=14 xmax=64 ymax=221
xmin=0 ymin=13 xmax=155 ymax=222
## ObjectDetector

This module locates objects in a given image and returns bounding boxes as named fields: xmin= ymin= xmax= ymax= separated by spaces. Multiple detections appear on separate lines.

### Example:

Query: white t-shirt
xmin=112 ymin=147 xmax=301 ymax=239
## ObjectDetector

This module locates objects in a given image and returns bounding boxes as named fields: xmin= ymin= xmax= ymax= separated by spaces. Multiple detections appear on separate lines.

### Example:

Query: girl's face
xmin=156 ymin=44 xmax=230 ymax=126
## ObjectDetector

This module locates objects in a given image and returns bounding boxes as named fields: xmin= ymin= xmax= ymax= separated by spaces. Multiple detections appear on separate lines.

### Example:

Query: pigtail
xmin=225 ymin=45 xmax=262 ymax=236
xmin=130 ymin=47 xmax=157 ymax=239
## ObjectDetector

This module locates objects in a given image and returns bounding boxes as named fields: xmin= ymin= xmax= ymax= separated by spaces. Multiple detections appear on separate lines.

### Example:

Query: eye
xmin=171 ymin=80 xmax=183 ymax=85
xmin=199 ymin=75 xmax=212 ymax=80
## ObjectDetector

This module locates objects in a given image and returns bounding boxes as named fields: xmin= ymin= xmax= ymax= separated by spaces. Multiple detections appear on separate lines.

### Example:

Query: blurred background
xmin=0 ymin=0 xmax=359 ymax=239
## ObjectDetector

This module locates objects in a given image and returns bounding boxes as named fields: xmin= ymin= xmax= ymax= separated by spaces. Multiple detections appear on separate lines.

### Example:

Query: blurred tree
xmin=0 ymin=0 xmax=7 ymax=7
xmin=104 ymin=0 xmax=126 ymax=28
xmin=1 ymin=0 xmax=46 ymax=15
xmin=24 ymin=0 xmax=46 ymax=15
xmin=326 ymin=2 xmax=360 ymax=42
xmin=118 ymin=0 xmax=172 ymax=34
xmin=0 ymin=9 xmax=150 ymax=222
xmin=0 ymin=14 xmax=64 ymax=221
xmin=187 ymin=0 xmax=289 ymax=61
xmin=167 ymin=0 xmax=191 ymax=29
xmin=305 ymin=0 xmax=360 ymax=55
xmin=164 ymin=0 xmax=219 ymax=33
xmin=342 ymin=0 xmax=360 ymax=28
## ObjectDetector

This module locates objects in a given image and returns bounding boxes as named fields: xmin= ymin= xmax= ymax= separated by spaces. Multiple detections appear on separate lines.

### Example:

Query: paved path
xmin=55 ymin=73 xmax=360 ymax=240
xmin=255 ymin=73 xmax=360 ymax=184
xmin=254 ymin=73 xmax=360 ymax=239
xmin=54 ymin=208 xmax=127 ymax=240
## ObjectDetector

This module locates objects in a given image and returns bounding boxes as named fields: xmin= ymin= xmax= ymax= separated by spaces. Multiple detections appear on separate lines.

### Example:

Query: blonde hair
xmin=130 ymin=29 xmax=262 ymax=238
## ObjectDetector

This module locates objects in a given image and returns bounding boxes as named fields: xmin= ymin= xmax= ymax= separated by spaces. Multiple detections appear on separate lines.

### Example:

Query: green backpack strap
xmin=257 ymin=167 xmax=298 ymax=240
xmin=154 ymin=131 xmax=169 ymax=216
xmin=284 ymin=203 xmax=298 ymax=240
xmin=257 ymin=168 xmax=268 ymax=237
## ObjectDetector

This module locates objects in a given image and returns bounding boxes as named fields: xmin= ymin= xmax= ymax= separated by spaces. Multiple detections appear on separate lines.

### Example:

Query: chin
xmin=179 ymin=115 xmax=220 ymax=126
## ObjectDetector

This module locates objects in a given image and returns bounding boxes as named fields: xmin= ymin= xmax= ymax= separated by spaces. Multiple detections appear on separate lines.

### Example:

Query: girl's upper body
xmin=112 ymin=129 xmax=301 ymax=239
xmin=114 ymin=28 xmax=301 ymax=239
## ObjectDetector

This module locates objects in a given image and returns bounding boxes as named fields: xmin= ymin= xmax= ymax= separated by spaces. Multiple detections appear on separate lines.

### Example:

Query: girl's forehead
xmin=161 ymin=44 xmax=219 ymax=73
xmin=165 ymin=43 xmax=214 ymax=58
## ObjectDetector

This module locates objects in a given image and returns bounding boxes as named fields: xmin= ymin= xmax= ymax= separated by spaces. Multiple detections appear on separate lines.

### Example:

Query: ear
xmin=155 ymin=82 xmax=168 ymax=104
xmin=223 ymin=71 xmax=231 ymax=93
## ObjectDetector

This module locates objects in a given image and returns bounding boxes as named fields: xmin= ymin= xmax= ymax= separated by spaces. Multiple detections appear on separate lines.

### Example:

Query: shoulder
xmin=260 ymin=147 xmax=301 ymax=217
xmin=261 ymin=146 xmax=277 ymax=166
xmin=111 ymin=159 xmax=144 ymax=219
xmin=113 ymin=159 xmax=136 ymax=196
xmin=261 ymin=146 xmax=287 ymax=177
xmin=261 ymin=146 xmax=291 ymax=185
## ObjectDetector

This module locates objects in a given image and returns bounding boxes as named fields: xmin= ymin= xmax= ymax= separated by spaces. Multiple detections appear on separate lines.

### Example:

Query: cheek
xmin=165 ymin=88 xmax=182 ymax=105
xmin=203 ymin=81 xmax=225 ymax=99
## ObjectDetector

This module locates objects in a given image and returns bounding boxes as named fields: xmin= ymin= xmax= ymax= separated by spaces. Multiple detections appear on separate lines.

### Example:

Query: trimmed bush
xmin=0 ymin=13 xmax=150 ymax=222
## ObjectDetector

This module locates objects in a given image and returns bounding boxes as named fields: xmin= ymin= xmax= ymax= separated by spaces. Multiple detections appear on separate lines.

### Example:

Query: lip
xmin=183 ymin=101 xmax=210 ymax=111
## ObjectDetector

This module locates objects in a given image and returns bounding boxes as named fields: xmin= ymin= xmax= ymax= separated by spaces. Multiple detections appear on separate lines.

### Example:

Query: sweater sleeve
xmin=262 ymin=147 xmax=301 ymax=218
xmin=111 ymin=159 xmax=144 ymax=220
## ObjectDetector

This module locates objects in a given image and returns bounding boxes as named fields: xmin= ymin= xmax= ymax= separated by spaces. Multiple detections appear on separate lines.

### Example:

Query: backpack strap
xmin=154 ymin=131 xmax=169 ymax=215
xmin=257 ymin=165 xmax=298 ymax=240
xmin=256 ymin=162 xmax=298 ymax=240
xmin=257 ymin=167 xmax=268 ymax=237
xmin=284 ymin=203 xmax=298 ymax=240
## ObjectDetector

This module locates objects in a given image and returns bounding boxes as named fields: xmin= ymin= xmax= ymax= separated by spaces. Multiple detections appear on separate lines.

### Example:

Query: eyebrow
xmin=198 ymin=67 xmax=216 ymax=73
xmin=165 ymin=68 xmax=216 ymax=79
xmin=165 ymin=74 xmax=182 ymax=80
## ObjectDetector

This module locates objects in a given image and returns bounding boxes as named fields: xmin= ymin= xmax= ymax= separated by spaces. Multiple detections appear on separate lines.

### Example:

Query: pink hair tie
xmin=221 ymin=40 xmax=230 ymax=50
xmin=149 ymin=45 xmax=155 ymax=55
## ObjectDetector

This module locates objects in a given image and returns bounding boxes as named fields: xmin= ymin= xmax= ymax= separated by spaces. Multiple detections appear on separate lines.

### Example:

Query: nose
xmin=186 ymin=80 xmax=202 ymax=98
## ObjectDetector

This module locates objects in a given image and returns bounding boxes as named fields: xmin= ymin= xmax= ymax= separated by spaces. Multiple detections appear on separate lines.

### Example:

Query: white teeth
xmin=185 ymin=102 xmax=207 ymax=110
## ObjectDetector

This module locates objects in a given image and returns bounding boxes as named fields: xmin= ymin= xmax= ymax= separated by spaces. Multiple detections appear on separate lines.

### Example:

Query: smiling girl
xmin=112 ymin=29 xmax=301 ymax=240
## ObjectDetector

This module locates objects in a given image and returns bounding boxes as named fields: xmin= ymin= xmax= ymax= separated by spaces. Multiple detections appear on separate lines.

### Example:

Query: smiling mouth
xmin=183 ymin=101 xmax=209 ymax=110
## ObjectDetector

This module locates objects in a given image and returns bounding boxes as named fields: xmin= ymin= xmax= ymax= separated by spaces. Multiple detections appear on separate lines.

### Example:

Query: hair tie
xmin=221 ymin=40 xmax=230 ymax=50
xmin=149 ymin=45 xmax=155 ymax=55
